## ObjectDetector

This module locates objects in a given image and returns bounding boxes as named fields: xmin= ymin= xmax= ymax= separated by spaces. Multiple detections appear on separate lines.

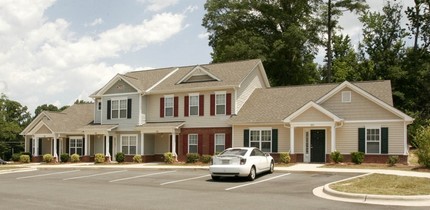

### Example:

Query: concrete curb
xmin=316 ymin=173 xmax=430 ymax=206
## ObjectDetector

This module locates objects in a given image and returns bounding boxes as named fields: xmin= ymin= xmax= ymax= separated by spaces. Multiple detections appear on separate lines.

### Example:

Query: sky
xmin=0 ymin=0 xmax=413 ymax=115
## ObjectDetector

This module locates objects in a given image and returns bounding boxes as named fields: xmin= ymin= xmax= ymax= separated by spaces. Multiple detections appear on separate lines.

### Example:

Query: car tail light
xmin=240 ymin=158 xmax=246 ymax=165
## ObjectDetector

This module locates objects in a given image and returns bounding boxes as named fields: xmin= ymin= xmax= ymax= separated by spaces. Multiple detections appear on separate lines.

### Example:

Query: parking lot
xmin=0 ymin=168 xmax=427 ymax=210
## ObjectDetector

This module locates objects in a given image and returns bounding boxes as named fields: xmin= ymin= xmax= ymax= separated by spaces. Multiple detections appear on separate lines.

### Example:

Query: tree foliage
xmin=202 ymin=0 xmax=321 ymax=86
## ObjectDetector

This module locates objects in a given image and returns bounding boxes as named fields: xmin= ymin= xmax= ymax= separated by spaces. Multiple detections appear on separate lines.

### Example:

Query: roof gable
xmin=317 ymin=81 xmax=413 ymax=122
xmin=177 ymin=66 xmax=220 ymax=84
xmin=283 ymin=101 xmax=342 ymax=123
xmin=92 ymin=74 xmax=142 ymax=97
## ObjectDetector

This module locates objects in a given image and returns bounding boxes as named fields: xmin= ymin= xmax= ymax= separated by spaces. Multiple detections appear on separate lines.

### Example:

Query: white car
xmin=209 ymin=147 xmax=274 ymax=181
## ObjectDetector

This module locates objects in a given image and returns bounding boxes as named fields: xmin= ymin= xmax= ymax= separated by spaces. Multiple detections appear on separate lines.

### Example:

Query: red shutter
xmin=199 ymin=95 xmax=204 ymax=116
xmin=210 ymin=94 xmax=215 ymax=116
xmin=226 ymin=93 xmax=232 ymax=115
xmin=182 ymin=134 xmax=188 ymax=155
xmin=198 ymin=134 xmax=203 ymax=155
xmin=226 ymin=133 xmax=232 ymax=148
xmin=209 ymin=134 xmax=214 ymax=155
xmin=184 ymin=96 xmax=189 ymax=117
xmin=160 ymin=97 xmax=164 ymax=118
xmin=174 ymin=96 xmax=179 ymax=117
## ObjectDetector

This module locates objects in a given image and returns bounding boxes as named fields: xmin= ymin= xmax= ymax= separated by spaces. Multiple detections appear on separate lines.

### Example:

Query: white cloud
xmin=198 ymin=32 xmax=209 ymax=39
xmin=85 ymin=18 xmax=103 ymax=27
xmin=0 ymin=0 xmax=186 ymax=113
xmin=138 ymin=0 xmax=179 ymax=12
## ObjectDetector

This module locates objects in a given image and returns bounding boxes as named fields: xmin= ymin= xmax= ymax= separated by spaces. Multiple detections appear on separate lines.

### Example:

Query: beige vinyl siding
xmin=144 ymin=134 xmax=155 ymax=155
xmin=146 ymin=90 xmax=234 ymax=128
xmin=335 ymin=122 xmax=405 ymax=154
xmin=105 ymin=80 xmax=138 ymax=94
xmin=154 ymin=134 xmax=169 ymax=154
xmin=35 ymin=125 xmax=52 ymax=134
xmin=292 ymin=107 xmax=334 ymax=122
xmin=41 ymin=138 xmax=51 ymax=154
xmin=232 ymin=125 xmax=290 ymax=152
xmin=294 ymin=127 xmax=304 ymax=153
xmin=321 ymin=87 xmax=400 ymax=120
xmin=236 ymin=66 xmax=266 ymax=113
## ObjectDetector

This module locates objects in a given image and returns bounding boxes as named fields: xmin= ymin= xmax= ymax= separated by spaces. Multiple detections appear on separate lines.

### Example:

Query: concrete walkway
xmin=6 ymin=162 xmax=430 ymax=206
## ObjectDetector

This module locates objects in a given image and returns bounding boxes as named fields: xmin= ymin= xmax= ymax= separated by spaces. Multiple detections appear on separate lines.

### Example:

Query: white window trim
xmin=111 ymin=97 xmax=128 ymax=119
xmin=342 ymin=91 xmax=351 ymax=103
xmin=365 ymin=126 xmax=381 ymax=154
xmin=69 ymin=136 xmax=83 ymax=156
xmin=215 ymin=91 xmax=226 ymax=115
xmin=164 ymin=95 xmax=174 ymax=118
xmin=120 ymin=135 xmax=138 ymax=155
xmin=249 ymin=128 xmax=272 ymax=152
xmin=214 ymin=133 xmax=225 ymax=153
xmin=189 ymin=93 xmax=199 ymax=116
xmin=188 ymin=134 xmax=198 ymax=153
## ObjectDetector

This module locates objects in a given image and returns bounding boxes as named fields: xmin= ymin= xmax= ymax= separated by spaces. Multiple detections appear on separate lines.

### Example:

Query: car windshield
xmin=219 ymin=149 xmax=248 ymax=156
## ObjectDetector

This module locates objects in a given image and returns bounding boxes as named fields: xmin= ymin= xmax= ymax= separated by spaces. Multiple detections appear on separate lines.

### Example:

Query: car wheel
xmin=211 ymin=175 xmax=220 ymax=181
xmin=269 ymin=161 xmax=274 ymax=173
xmin=247 ymin=166 xmax=256 ymax=181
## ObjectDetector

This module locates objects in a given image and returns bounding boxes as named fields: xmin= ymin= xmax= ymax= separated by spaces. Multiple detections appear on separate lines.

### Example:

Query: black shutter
xmin=381 ymin=127 xmax=389 ymax=154
xmin=272 ymin=129 xmax=278 ymax=153
xmin=29 ymin=139 xmax=33 ymax=155
xmin=82 ymin=137 xmax=86 ymax=156
xmin=66 ymin=138 xmax=70 ymax=154
xmin=127 ymin=98 xmax=132 ymax=119
xmin=107 ymin=100 xmax=111 ymax=120
xmin=244 ymin=129 xmax=249 ymax=147
xmin=38 ymin=139 xmax=42 ymax=155
xmin=358 ymin=128 xmax=365 ymax=153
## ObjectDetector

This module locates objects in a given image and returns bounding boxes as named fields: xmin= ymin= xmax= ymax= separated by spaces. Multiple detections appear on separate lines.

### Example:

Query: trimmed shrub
xmin=133 ymin=155 xmax=142 ymax=163
xmin=330 ymin=151 xmax=343 ymax=164
xmin=387 ymin=155 xmax=399 ymax=167
xmin=94 ymin=153 xmax=105 ymax=163
xmin=20 ymin=155 xmax=30 ymax=163
xmin=115 ymin=152 xmax=125 ymax=163
xmin=71 ymin=154 xmax=80 ymax=163
xmin=415 ymin=125 xmax=430 ymax=168
xmin=351 ymin=152 xmax=365 ymax=164
xmin=186 ymin=153 xmax=200 ymax=163
xmin=279 ymin=152 xmax=291 ymax=164
xmin=11 ymin=153 xmax=21 ymax=162
xmin=43 ymin=154 xmax=53 ymax=163
xmin=60 ymin=153 xmax=70 ymax=163
xmin=21 ymin=152 xmax=32 ymax=159
xmin=164 ymin=152 xmax=175 ymax=164
xmin=200 ymin=155 xmax=212 ymax=164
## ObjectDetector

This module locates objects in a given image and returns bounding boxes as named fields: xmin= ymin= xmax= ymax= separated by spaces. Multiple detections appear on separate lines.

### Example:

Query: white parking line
xmin=225 ymin=173 xmax=291 ymax=191
xmin=160 ymin=174 xmax=210 ymax=186
xmin=109 ymin=170 xmax=176 ymax=183
xmin=63 ymin=170 xmax=127 ymax=181
xmin=0 ymin=168 xmax=37 ymax=175
xmin=17 ymin=170 xmax=80 ymax=180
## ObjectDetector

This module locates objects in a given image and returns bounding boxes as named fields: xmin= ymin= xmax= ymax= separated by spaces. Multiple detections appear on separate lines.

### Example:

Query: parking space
xmin=1 ymin=168 xmax=426 ymax=210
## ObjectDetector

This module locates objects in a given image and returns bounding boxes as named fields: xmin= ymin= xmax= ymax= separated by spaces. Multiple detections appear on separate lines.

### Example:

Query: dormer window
xmin=342 ymin=91 xmax=351 ymax=103
xmin=178 ymin=66 xmax=220 ymax=84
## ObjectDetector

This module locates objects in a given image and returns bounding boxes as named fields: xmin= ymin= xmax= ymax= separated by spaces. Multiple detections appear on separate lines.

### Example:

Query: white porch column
xmin=140 ymin=132 xmax=145 ymax=155
xmin=290 ymin=126 xmax=295 ymax=154
xmin=35 ymin=137 xmax=39 ymax=156
xmin=85 ymin=133 xmax=89 ymax=156
xmin=171 ymin=131 xmax=177 ymax=160
xmin=105 ymin=133 xmax=111 ymax=161
xmin=331 ymin=124 xmax=336 ymax=153
xmin=24 ymin=136 xmax=28 ymax=153
xmin=53 ymin=135 xmax=58 ymax=162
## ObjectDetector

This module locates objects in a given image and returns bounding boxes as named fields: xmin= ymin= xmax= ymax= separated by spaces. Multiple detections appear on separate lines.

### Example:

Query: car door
xmin=252 ymin=149 xmax=268 ymax=172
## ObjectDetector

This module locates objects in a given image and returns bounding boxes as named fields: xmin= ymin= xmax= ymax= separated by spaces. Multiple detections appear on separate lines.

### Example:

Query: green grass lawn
xmin=330 ymin=173 xmax=430 ymax=195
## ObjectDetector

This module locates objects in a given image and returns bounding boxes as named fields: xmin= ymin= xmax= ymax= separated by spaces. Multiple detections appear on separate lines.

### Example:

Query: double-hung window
xmin=366 ymin=127 xmax=380 ymax=154
xmin=69 ymin=137 xmax=83 ymax=156
xmin=215 ymin=133 xmax=225 ymax=153
xmin=250 ymin=129 xmax=272 ymax=152
xmin=121 ymin=135 xmax=137 ymax=155
xmin=189 ymin=94 xmax=199 ymax=116
xmin=215 ymin=93 xmax=226 ymax=115
xmin=165 ymin=96 xmax=174 ymax=117
xmin=112 ymin=99 xmax=127 ymax=119
xmin=188 ymin=134 xmax=198 ymax=153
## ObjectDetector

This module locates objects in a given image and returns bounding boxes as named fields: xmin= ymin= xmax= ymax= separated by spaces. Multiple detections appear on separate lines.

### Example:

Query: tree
xmin=406 ymin=0 xmax=430 ymax=51
xmin=0 ymin=94 xmax=31 ymax=160
xmin=330 ymin=34 xmax=360 ymax=82
xmin=34 ymin=104 xmax=60 ymax=117
xmin=202 ymin=0 xmax=322 ymax=86
xmin=321 ymin=0 xmax=368 ymax=82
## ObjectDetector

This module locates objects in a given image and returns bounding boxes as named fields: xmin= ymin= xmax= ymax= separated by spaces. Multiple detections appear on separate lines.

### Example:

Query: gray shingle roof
xmin=41 ymin=104 xmax=94 ymax=133
xmin=229 ymin=80 xmax=393 ymax=124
